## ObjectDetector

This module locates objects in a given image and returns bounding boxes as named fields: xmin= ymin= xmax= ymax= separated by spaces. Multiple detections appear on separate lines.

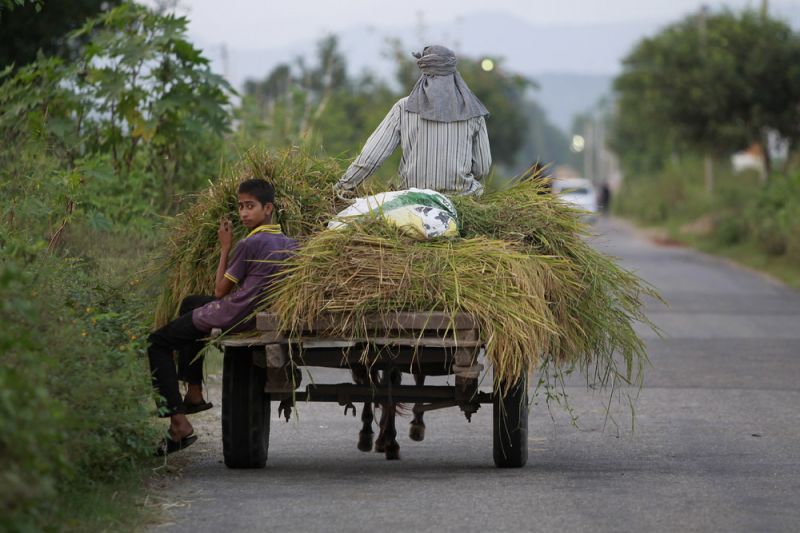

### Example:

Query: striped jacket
xmin=338 ymin=97 xmax=492 ymax=195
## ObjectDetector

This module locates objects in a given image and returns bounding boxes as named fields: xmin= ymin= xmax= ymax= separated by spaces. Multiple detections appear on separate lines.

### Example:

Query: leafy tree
xmin=0 ymin=0 xmax=118 ymax=68
xmin=240 ymin=34 xmax=357 ymax=148
xmin=612 ymin=9 xmax=800 ymax=177
xmin=0 ymin=0 xmax=40 ymax=13
xmin=0 ymin=2 xmax=234 ymax=216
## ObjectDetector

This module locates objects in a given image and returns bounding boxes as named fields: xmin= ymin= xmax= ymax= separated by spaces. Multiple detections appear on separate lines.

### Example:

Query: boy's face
xmin=238 ymin=192 xmax=273 ymax=230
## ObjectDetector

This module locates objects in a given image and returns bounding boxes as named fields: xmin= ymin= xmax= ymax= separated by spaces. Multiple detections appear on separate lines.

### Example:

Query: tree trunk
xmin=761 ymin=132 xmax=773 ymax=181
xmin=704 ymin=154 xmax=714 ymax=196
xmin=781 ymin=141 xmax=793 ymax=174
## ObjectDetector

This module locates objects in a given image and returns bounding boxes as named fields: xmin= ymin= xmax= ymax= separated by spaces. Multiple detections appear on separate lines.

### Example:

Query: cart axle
xmin=291 ymin=383 xmax=493 ymax=405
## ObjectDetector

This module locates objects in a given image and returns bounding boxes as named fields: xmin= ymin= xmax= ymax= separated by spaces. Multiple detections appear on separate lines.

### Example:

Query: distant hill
xmin=531 ymin=73 xmax=614 ymax=133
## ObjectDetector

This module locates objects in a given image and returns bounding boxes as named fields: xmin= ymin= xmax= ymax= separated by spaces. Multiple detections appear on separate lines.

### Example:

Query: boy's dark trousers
xmin=147 ymin=295 xmax=215 ymax=417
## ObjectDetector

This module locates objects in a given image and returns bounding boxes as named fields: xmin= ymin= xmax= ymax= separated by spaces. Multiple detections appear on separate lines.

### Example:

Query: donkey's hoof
xmin=374 ymin=437 xmax=386 ymax=453
xmin=409 ymin=421 xmax=426 ymax=442
xmin=384 ymin=442 xmax=400 ymax=460
xmin=357 ymin=431 xmax=373 ymax=452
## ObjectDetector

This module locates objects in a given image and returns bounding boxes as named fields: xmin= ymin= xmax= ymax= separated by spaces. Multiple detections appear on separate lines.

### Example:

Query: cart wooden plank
xmin=298 ymin=336 xmax=481 ymax=348
xmin=256 ymin=311 xmax=477 ymax=333
xmin=221 ymin=334 xmax=481 ymax=349
xmin=218 ymin=333 xmax=280 ymax=347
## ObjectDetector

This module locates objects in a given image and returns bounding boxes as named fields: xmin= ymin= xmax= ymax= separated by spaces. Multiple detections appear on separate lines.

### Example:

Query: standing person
xmin=598 ymin=181 xmax=611 ymax=215
xmin=334 ymin=45 xmax=492 ymax=196
xmin=147 ymin=178 xmax=296 ymax=455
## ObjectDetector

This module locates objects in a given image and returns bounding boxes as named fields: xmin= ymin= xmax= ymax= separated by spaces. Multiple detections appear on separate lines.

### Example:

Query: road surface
xmin=152 ymin=217 xmax=800 ymax=532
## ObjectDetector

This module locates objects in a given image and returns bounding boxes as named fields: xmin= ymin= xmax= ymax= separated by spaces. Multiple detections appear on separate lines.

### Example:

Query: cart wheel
xmin=222 ymin=346 xmax=270 ymax=468
xmin=493 ymin=375 xmax=528 ymax=468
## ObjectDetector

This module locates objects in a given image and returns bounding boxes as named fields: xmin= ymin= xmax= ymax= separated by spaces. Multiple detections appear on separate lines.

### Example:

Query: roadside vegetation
xmin=1 ymin=2 xmax=232 ymax=529
xmin=609 ymin=9 xmax=800 ymax=287
xmin=615 ymin=159 xmax=800 ymax=287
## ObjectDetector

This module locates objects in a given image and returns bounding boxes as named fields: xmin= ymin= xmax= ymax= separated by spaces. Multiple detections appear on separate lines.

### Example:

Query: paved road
xmin=154 ymin=218 xmax=800 ymax=532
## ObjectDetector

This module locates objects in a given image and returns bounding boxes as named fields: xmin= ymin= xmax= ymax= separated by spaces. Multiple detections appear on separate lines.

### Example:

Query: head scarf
xmin=405 ymin=45 xmax=489 ymax=123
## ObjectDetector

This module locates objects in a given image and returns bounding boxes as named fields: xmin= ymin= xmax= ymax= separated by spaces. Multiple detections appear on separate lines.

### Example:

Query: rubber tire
xmin=222 ymin=346 xmax=270 ymax=468
xmin=493 ymin=375 xmax=529 ymax=468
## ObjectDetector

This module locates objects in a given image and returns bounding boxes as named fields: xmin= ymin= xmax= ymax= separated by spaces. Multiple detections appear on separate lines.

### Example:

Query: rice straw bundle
xmin=453 ymin=178 xmax=659 ymax=387
xmin=153 ymin=147 xmax=346 ymax=326
xmin=265 ymin=221 xmax=566 ymax=383
xmin=263 ymin=210 xmax=656 ymax=389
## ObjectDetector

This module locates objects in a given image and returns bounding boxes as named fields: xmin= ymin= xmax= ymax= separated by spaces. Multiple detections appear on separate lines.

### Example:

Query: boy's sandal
xmin=183 ymin=400 xmax=213 ymax=415
xmin=155 ymin=432 xmax=197 ymax=457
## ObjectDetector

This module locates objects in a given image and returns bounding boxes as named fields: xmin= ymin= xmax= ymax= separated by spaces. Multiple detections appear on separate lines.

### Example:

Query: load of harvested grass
xmin=452 ymin=178 xmax=659 ymax=387
xmin=267 ymin=221 xmax=564 ymax=384
xmin=153 ymin=147 xmax=346 ymax=326
xmin=155 ymin=150 xmax=656 ymax=402
xmin=264 ymin=204 xmax=656 ymax=389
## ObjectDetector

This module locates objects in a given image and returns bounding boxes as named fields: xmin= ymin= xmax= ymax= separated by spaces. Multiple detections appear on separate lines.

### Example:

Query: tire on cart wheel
xmin=493 ymin=374 xmax=528 ymax=468
xmin=222 ymin=346 xmax=270 ymax=468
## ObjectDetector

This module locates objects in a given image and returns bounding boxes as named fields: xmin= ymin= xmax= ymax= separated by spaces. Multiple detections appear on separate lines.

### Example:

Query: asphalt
xmin=151 ymin=217 xmax=800 ymax=533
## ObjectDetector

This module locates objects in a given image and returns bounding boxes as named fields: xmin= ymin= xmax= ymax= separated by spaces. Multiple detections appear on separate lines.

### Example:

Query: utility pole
xmin=220 ymin=43 xmax=230 ymax=81
xmin=698 ymin=5 xmax=714 ymax=196
xmin=761 ymin=0 xmax=769 ymax=17
xmin=595 ymin=106 xmax=607 ymax=187
xmin=584 ymin=119 xmax=595 ymax=181
xmin=698 ymin=5 xmax=708 ymax=41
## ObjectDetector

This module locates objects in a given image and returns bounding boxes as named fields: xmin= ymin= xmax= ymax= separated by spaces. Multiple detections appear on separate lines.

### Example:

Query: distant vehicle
xmin=551 ymin=178 xmax=598 ymax=219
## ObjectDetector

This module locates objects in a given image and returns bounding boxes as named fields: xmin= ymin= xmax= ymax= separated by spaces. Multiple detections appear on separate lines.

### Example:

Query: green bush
xmin=748 ymin=173 xmax=800 ymax=257
xmin=0 ymin=230 xmax=158 ymax=531
xmin=614 ymin=157 xmax=713 ymax=224
xmin=0 ymin=2 xmax=238 ymax=529
xmin=0 ymin=2 xmax=234 ymax=217
xmin=713 ymin=210 xmax=749 ymax=245
xmin=0 ymin=258 xmax=69 ymax=530
xmin=616 ymin=157 xmax=799 ymax=273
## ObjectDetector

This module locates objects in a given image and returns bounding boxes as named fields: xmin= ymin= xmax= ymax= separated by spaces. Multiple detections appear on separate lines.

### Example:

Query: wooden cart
xmin=219 ymin=311 xmax=528 ymax=469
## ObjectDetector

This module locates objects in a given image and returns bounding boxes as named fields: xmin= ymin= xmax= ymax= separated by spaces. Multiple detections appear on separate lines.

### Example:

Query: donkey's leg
xmin=352 ymin=366 xmax=374 ymax=452
xmin=382 ymin=369 xmax=401 ymax=460
xmin=358 ymin=402 xmax=374 ymax=452
xmin=409 ymin=372 xmax=426 ymax=442
xmin=373 ymin=367 xmax=390 ymax=453
xmin=374 ymin=403 xmax=387 ymax=453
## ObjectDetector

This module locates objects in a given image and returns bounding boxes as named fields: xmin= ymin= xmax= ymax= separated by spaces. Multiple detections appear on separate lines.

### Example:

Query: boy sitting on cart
xmin=147 ymin=178 xmax=297 ymax=455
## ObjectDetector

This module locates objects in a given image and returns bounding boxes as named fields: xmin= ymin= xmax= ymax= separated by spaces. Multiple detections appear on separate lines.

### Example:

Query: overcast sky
xmin=153 ymin=0 xmax=777 ymax=50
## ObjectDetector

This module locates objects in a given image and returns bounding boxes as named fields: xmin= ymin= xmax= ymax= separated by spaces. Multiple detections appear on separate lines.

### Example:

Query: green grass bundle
xmin=153 ymin=147 xmax=346 ymax=326
xmin=266 ymin=222 xmax=564 ymax=384
xmin=263 ymin=178 xmax=657 ymax=389
xmin=453 ymin=178 xmax=659 ymax=387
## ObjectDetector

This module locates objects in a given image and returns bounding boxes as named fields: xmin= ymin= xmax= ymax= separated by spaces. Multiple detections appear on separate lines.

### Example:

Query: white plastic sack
xmin=328 ymin=188 xmax=459 ymax=239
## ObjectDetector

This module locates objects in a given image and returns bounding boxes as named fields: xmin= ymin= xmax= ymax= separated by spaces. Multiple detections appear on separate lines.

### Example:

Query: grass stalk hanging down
xmin=452 ymin=177 xmax=661 ymax=389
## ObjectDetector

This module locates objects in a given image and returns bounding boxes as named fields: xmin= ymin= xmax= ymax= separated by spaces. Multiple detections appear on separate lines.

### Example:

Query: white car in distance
xmin=551 ymin=178 xmax=598 ymax=221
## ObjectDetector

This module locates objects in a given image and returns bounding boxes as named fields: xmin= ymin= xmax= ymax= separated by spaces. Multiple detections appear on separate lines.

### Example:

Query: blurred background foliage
xmin=609 ymin=8 xmax=800 ymax=281
xmin=234 ymin=34 xmax=574 ymax=177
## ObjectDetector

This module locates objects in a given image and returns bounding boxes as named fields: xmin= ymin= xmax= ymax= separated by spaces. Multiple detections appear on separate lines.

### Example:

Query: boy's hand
xmin=218 ymin=218 xmax=233 ymax=251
